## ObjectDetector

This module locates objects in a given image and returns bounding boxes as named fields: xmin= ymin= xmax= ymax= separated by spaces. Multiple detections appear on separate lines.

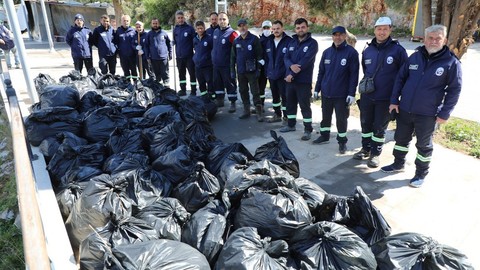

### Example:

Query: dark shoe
xmin=312 ymin=136 xmax=329 ymax=145
xmin=251 ymin=107 xmax=257 ymax=114
xmin=279 ymin=126 xmax=296 ymax=133
xmin=239 ymin=105 xmax=250 ymax=119
xmin=367 ymin=155 xmax=380 ymax=168
xmin=381 ymin=163 xmax=405 ymax=173
xmin=216 ymin=99 xmax=225 ymax=108
xmin=239 ymin=112 xmax=250 ymax=119
xmin=228 ymin=101 xmax=236 ymax=113
xmin=256 ymin=105 xmax=264 ymax=122
xmin=353 ymin=149 xmax=370 ymax=160
xmin=7 ymin=65 xmax=12 ymax=70
xmin=177 ymin=90 xmax=187 ymax=96
xmin=409 ymin=176 xmax=425 ymax=188
xmin=339 ymin=143 xmax=347 ymax=154
xmin=282 ymin=117 xmax=288 ymax=126
xmin=301 ymin=131 xmax=311 ymax=141
xmin=267 ymin=114 xmax=282 ymax=123
xmin=190 ymin=91 xmax=197 ymax=96
xmin=15 ymin=65 xmax=20 ymax=69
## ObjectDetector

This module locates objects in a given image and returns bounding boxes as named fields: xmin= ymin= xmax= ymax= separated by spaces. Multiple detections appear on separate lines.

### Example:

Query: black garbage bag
xmin=59 ymin=166 xmax=103 ymax=188
xmin=87 ymin=67 xmax=102 ymax=87
xmin=118 ymin=100 xmax=147 ymax=118
xmin=144 ymin=121 xmax=186 ymax=160
xmin=372 ymin=232 xmax=474 ymax=270
xmin=135 ymin=197 xmax=190 ymax=241
xmin=56 ymin=182 xmax=84 ymax=221
xmin=80 ymin=215 xmax=158 ymax=270
xmin=172 ymin=162 xmax=221 ymax=213
xmin=125 ymin=168 xmax=173 ymax=210
xmin=254 ymin=130 xmax=300 ymax=178
xmin=178 ymin=95 xmax=213 ymax=123
xmin=102 ymin=151 xmax=150 ymax=175
xmin=182 ymin=200 xmax=229 ymax=265
xmin=97 ymin=74 xmax=117 ymax=89
xmin=217 ymin=151 xmax=253 ymax=189
xmin=25 ymin=106 xmax=82 ymax=146
xmin=137 ymin=111 xmax=182 ymax=137
xmin=101 ymin=87 xmax=131 ymax=102
xmin=152 ymin=87 xmax=181 ymax=106
xmin=39 ymin=85 xmax=80 ymax=109
xmin=143 ymin=104 xmax=177 ymax=121
xmin=317 ymin=186 xmax=391 ymax=246
xmin=83 ymin=106 xmax=129 ymax=143
xmin=131 ymin=82 xmax=156 ymax=108
xmin=39 ymin=131 xmax=88 ymax=164
xmin=116 ymin=77 xmax=133 ymax=91
xmin=106 ymin=128 xmax=144 ymax=155
xmin=234 ymin=186 xmax=312 ymax=240
xmin=104 ymin=239 xmax=210 ymax=270
xmin=34 ymin=73 xmax=56 ymax=94
xmin=206 ymin=142 xmax=254 ymax=177
xmin=289 ymin=221 xmax=377 ymax=269
xmin=224 ymin=160 xmax=297 ymax=204
xmin=295 ymin=177 xmax=327 ymax=217
xmin=47 ymin=141 xmax=106 ymax=187
xmin=79 ymin=91 xmax=109 ymax=115
xmin=65 ymin=174 xmax=132 ymax=251
xmin=185 ymin=118 xmax=217 ymax=161
xmin=215 ymin=227 xmax=290 ymax=270
xmin=72 ymin=77 xmax=97 ymax=97
xmin=152 ymin=145 xmax=195 ymax=185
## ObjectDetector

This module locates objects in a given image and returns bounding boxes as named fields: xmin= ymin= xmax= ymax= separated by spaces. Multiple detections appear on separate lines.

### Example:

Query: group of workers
xmin=65 ymin=12 xmax=462 ymax=188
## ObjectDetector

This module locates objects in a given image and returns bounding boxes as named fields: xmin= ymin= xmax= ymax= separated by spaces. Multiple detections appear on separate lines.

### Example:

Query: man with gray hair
xmin=381 ymin=24 xmax=462 ymax=188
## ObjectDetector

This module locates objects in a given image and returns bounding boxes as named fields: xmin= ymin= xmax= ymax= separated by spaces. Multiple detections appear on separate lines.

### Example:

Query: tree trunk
xmin=422 ymin=0 xmax=432 ymax=28
xmin=434 ymin=0 xmax=443 ymax=24
xmin=112 ymin=0 xmax=124 ymax=29
xmin=441 ymin=0 xmax=454 ymax=31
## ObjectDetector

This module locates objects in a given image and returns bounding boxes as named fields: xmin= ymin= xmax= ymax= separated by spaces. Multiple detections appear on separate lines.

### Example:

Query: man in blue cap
xmin=66 ymin=14 xmax=93 ymax=74
xmin=312 ymin=25 xmax=359 ymax=154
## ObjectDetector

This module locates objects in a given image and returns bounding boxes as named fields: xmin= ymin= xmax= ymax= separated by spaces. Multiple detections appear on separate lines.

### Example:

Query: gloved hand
xmin=138 ymin=50 xmax=144 ymax=55
xmin=136 ymin=45 xmax=142 ymax=50
xmin=231 ymin=71 xmax=236 ymax=80
xmin=346 ymin=95 xmax=355 ymax=106
xmin=313 ymin=91 xmax=320 ymax=100
xmin=258 ymin=59 xmax=265 ymax=66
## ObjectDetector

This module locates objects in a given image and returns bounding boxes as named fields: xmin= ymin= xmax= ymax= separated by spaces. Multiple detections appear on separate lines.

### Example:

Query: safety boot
xmin=256 ymin=105 xmax=264 ymax=122
xmin=239 ymin=105 xmax=251 ymax=119
xmin=228 ymin=101 xmax=236 ymax=113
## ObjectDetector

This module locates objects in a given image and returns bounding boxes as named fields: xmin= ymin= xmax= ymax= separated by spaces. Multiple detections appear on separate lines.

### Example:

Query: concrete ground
xmin=2 ymin=34 xmax=479 ymax=268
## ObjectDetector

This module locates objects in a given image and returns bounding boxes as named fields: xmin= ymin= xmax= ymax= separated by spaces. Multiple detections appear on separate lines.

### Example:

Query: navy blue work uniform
xmin=359 ymin=37 xmax=408 ymax=156
xmin=114 ymin=25 xmax=138 ymax=79
xmin=193 ymin=33 xmax=214 ymax=97
xmin=92 ymin=25 xmax=117 ymax=75
xmin=173 ymin=23 xmax=197 ymax=94
xmin=132 ymin=30 xmax=155 ymax=79
xmin=231 ymin=31 xmax=263 ymax=108
xmin=265 ymin=33 xmax=292 ymax=118
xmin=66 ymin=25 xmax=93 ymax=73
xmin=314 ymin=41 xmax=359 ymax=144
xmin=144 ymin=28 xmax=172 ymax=85
xmin=258 ymin=33 xmax=269 ymax=105
xmin=390 ymin=45 xmax=462 ymax=178
xmin=212 ymin=26 xmax=238 ymax=102
xmin=206 ymin=25 xmax=219 ymax=36
xmin=284 ymin=33 xmax=318 ymax=132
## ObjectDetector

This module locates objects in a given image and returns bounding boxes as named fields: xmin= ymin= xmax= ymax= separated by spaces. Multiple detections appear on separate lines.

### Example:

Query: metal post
xmin=39 ymin=0 xmax=54 ymax=52
xmin=20 ymin=0 xmax=31 ymax=40
xmin=3 ymin=0 xmax=39 ymax=103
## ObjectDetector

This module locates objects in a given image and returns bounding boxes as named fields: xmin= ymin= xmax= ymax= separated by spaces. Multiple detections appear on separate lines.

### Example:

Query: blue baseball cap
xmin=237 ymin=18 xmax=247 ymax=26
xmin=332 ymin=26 xmax=346 ymax=34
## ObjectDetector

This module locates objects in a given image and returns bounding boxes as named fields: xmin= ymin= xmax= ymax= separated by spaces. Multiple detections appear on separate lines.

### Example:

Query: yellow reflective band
xmin=338 ymin=132 xmax=347 ymax=137
xmin=416 ymin=154 xmax=432 ymax=162
xmin=287 ymin=115 xmax=296 ymax=119
xmin=372 ymin=136 xmax=385 ymax=143
xmin=362 ymin=132 xmax=373 ymax=138
xmin=394 ymin=145 xmax=409 ymax=152
xmin=272 ymin=102 xmax=281 ymax=107
xmin=303 ymin=118 xmax=312 ymax=123
xmin=319 ymin=127 xmax=331 ymax=132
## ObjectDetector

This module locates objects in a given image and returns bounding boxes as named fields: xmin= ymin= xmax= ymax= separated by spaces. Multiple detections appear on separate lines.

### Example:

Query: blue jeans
xmin=3 ymin=47 xmax=20 ymax=68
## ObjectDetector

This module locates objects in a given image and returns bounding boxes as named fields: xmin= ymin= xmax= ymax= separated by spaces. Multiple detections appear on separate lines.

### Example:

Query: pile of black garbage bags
xmin=25 ymin=71 xmax=474 ymax=269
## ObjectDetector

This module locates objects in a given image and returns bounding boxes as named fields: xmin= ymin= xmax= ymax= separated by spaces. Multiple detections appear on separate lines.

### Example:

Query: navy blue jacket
xmin=206 ymin=25 xmax=219 ymax=36
xmin=212 ymin=26 xmax=238 ymax=67
xmin=284 ymin=33 xmax=319 ymax=84
xmin=144 ymin=28 xmax=172 ymax=61
xmin=361 ymin=37 xmax=408 ymax=101
xmin=92 ymin=25 xmax=116 ymax=57
xmin=193 ymin=33 xmax=213 ymax=68
xmin=173 ymin=23 xmax=195 ymax=58
xmin=391 ymin=46 xmax=462 ymax=120
xmin=231 ymin=31 xmax=263 ymax=74
xmin=0 ymin=25 xmax=15 ymax=50
xmin=132 ymin=30 xmax=148 ymax=62
xmin=264 ymin=33 xmax=292 ymax=80
xmin=314 ymin=41 xmax=359 ymax=98
xmin=114 ymin=25 xmax=136 ymax=58
xmin=66 ymin=25 xmax=92 ymax=58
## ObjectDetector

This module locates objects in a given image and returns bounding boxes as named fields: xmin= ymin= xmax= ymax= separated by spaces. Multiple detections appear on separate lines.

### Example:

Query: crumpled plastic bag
xmin=38 ymin=85 xmax=80 ymax=109
xmin=295 ymin=177 xmax=327 ymax=217
xmin=83 ymin=106 xmax=129 ymax=143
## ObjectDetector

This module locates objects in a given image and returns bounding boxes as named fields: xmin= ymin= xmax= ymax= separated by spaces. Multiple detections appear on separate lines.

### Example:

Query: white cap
xmin=375 ymin=17 xmax=392 ymax=27
xmin=135 ymin=21 xmax=144 ymax=26
xmin=261 ymin=20 xmax=272 ymax=28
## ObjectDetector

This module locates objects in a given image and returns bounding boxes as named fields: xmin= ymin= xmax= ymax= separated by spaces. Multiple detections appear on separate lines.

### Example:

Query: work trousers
xmin=73 ymin=57 xmax=93 ymax=74
xmin=120 ymin=55 xmax=138 ymax=79
xmin=359 ymin=98 xmax=390 ymax=156
xmin=196 ymin=65 xmax=214 ymax=98
xmin=285 ymin=82 xmax=312 ymax=132
xmin=99 ymin=55 xmax=116 ymax=75
xmin=238 ymin=72 xmax=261 ymax=107
xmin=269 ymin=78 xmax=286 ymax=117
xmin=136 ymin=56 xmax=155 ymax=80
xmin=213 ymin=66 xmax=237 ymax=102
xmin=177 ymin=58 xmax=197 ymax=93
xmin=258 ymin=65 xmax=267 ymax=105
xmin=319 ymin=97 xmax=349 ymax=143
xmin=392 ymin=111 xmax=436 ymax=178
xmin=151 ymin=59 xmax=169 ymax=85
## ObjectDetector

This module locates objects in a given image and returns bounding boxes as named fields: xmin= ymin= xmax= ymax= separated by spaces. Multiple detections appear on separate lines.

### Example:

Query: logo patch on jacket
xmin=247 ymin=45 xmax=252 ymax=50
xmin=222 ymin=38 xmax=226 ymax=44
xmin=214 ymin=35 xmax=217 ymax=39
xmin=341 ymin=59 xmax=347 ymax=66
xmin=303 ymin=46 xmax=308 ymax=52
xmin=289 ymin=46 xmax=294 ymax=51
xmin=282 ymin=47 xmax=287 ymax=53
xmin=409 ymin=64 xmax=418 ymax=70
xmin=365 ymin=59 xmax=372 ymax=65
xmin=266 ymin=48 xmax=271 ymax=53
xmin=435 ymin=67 xmax=444 ymax=76
xmin=236 ymin=44 xmax=241 ymax=48
xmin=203 ymin=41 xmax=208 ymax=46
xmin=324 ymin=59 xmax=331 ymax=64
xmin=184 ymin=32 xmax=188 ymax=37
xmin=387 ymin=56 xmax=393 ymax=64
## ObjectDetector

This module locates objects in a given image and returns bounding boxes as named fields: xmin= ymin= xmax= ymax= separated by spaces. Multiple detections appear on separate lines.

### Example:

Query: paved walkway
xmin=1 ymin=37 xmax=479 ymax=268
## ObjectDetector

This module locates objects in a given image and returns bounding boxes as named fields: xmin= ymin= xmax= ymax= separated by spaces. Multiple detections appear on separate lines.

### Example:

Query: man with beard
xmin=193 ymin=21 xmax=214 ymax=98
xmin=264 ymin=20 xmax=292 ymax=124
xmin=212 ymin=12 xmax=238 ymax=111
xmin=144 ymin=18 xmax=172 ymax=86
xmin=381 ymin=24 xmax=462 ymax=188
xmin=206 ymin=12 xmax=219 ymax=36
xmin=114 ymin=14 xmax=137 ymax=81
xmin=352 ymin=17 xmax=408 ymax=167
xmin=132 ymin=21 xmax=154 ymax=79
xmin=280 ymin=18 xmax=318 ymax=141
xmin=66 ymin=14 xmax=93 ymax=74
xmin=92 ymin=14 xmax=117 ymax=75
xmin=173 ymin=10 xmax=197 ymax=96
